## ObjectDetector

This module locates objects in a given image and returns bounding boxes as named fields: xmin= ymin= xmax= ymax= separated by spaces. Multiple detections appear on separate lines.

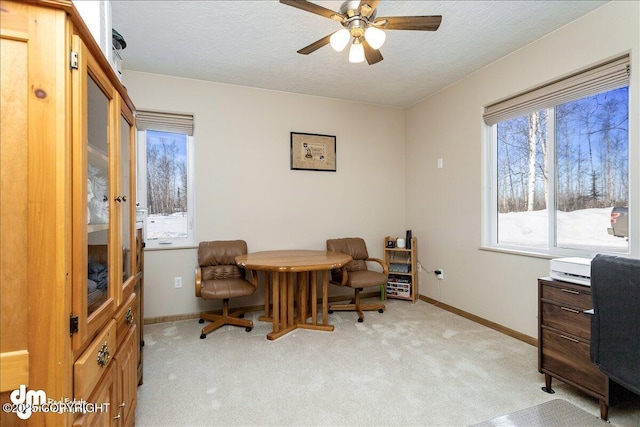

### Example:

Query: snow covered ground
xmin=499 ymin=207 xmax=628 ymax=252
xmin=145 ymin=207 xmax=628 ymax=253
xmin=146 ymin=213 xmax=188 ymax=239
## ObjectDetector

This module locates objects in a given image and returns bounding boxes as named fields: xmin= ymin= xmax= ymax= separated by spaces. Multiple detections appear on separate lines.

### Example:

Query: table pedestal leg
xmin=259 ymin=271 xmax=272 ymax=322
xmin=267 ymin=272 xmax=298 ymax=340
xmin=311 ymin=271 xmax=317 ymax=325
xmin=297 ymin=272 xmax=308 ymax=322
xmin=321 ymin=269 xmax=329 ymax=326
xmin=297 ymin=269 xmax=334 ymax=333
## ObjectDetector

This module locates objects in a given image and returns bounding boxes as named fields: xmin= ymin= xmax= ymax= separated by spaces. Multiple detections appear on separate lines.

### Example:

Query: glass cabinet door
xmin=119 ymin=103 xmax=136 ymax=302
xmin=86 ymin=74 xmax=111 ymax=313
xmin=72 ymin=37 xmax=117 ymax=351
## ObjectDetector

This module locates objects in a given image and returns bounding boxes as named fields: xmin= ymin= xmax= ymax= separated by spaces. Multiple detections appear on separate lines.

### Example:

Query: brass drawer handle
xmin=560 ymin=288 xmax=580 ymax=295
xmin=560 ymin=307 xmax=580 ymax=314
xmin=560 ymin=334 xmax=579 ymax=343
xmin=113 ymin=414 xmax=121 ymax=421
xmin=125 ymin=307 xmax=134 ymax=324
xmin=96 ymin=341 xmax=110 ymax=367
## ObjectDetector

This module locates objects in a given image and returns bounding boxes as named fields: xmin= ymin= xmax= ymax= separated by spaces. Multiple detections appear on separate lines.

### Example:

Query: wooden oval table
xmin=235 ymin=250 xmax=352 ymax=340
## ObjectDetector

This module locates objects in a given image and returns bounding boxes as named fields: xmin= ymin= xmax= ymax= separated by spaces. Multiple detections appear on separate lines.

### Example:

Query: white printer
xmin=549 ymin=257 xmax=592 ymax=286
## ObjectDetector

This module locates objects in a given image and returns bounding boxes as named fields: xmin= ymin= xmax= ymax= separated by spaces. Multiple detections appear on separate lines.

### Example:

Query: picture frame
xmin=290 ymin=132 xmax=336 ymax=172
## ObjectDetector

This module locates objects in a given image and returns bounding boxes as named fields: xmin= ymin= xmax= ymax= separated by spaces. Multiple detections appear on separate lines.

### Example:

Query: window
xmin=484 ymin=56 xmax=630 ymax=256
xmin=136 ymin=111 xmax=194 ymax=248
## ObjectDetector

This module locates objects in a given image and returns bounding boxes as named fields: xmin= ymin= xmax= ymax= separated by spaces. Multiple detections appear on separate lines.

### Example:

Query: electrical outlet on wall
xmin=174 ymin=276 xmax=182 ymax=288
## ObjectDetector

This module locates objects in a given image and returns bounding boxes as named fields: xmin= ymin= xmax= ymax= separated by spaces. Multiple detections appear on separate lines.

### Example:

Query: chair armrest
xmin=339 ymin=267 xmax=348 ymax=286
xmin=366 ymin=257 xmax=389 ymax=276
xmin=195 ymin=267 xmax=203 ymax=297
xmin=329 ymin=266 xmax=349 ymax=287
xmin=248 ymin=269 xmax=259 ymax=288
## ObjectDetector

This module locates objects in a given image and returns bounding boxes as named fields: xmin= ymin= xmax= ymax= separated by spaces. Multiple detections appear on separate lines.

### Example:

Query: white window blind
xmin=135 ymin=110 xmax=194 ymax=136
xmin=483 ymin=55 xmax=630 ymax=126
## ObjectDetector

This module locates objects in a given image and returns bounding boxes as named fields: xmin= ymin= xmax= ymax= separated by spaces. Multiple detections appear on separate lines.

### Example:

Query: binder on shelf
xmin=389 ymin=263 xmax=411 ymax=273
xmin=388 ymin=275 xmax=411 ymax=283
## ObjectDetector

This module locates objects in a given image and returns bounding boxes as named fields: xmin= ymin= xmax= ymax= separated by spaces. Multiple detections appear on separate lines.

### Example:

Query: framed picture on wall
xmin=290 ymin=132 xmax=336 ymax=172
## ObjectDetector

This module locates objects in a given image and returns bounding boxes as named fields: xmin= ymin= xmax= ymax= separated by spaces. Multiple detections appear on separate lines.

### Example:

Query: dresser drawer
xmin=115 ymin=293 xmax=137 ymax=349
xmin=541 ymin=283 xmax=592 ymax=309
xmin=540 ymin=328 xmax=607 ymax=396
xmin=540 ymin=301 xmax=592 ymax=339
xmin=74 ymin=320 xmax=117 ymax=400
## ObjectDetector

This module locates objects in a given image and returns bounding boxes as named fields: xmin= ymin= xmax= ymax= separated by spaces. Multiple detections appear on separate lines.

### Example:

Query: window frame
xmin=482 ymin=57 xmax=631 ymax=258
xmin=136 ymin=128 xmax=195 ymax=249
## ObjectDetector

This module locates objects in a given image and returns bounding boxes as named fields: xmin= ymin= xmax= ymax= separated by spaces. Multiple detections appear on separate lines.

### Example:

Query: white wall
xmin=123 ymin=72 xmax=407 ymax=319
xmin=406 ymin=1 xmax=639 ymax=338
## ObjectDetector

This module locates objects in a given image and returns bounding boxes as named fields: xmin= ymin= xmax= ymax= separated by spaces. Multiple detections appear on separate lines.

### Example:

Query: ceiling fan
xmin=279 ymin=0 xmax=442 ymax=65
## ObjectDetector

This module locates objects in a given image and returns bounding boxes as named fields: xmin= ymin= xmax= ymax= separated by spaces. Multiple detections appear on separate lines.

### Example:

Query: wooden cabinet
xmin=0 ymin=2 xmax=141 ymax=425
xmin=538 ymin=277 xmax=627 ymax=420
xmin=135 ymin=227 xmax=145 ymax=386
xmin=384 ymin=236 xmax=418 ymax=303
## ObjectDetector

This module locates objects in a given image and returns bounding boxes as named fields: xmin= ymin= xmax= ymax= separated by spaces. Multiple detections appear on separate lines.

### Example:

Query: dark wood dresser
xmin=538 ymin=277 xmax=628 ymax=420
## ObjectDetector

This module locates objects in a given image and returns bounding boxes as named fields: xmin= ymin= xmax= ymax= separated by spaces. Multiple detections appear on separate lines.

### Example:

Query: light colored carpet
xmin=135 ymin=298 xmax=640 ymax=426
xmin=471 ymin=399 xmax=609 ymax=427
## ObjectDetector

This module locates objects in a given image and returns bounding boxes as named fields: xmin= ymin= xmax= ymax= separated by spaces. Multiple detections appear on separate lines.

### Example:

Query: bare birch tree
xmin=527 ymin=111 xmax=540 ymax=211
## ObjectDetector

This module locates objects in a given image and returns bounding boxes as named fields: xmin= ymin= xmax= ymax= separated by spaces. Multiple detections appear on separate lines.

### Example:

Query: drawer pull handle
xmin=560 ymin=307 xmax=580 ymax=314
xmin=125 ymin=307 xmax=134 ymax=324
xmin=560 ymin=334 xmax=579 ymax=343
xmin=96 ymin=341 xmax=110 ymax=367
xmin=113 ymin=414 xmax=121 ymax=421
xmin=560 ymin=288 xmax=580 ymax=295
xmin=120 ymin=401 xmax=126 ymax=409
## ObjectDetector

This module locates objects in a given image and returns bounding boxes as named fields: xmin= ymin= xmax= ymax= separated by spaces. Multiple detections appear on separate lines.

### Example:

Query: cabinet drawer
xmin=541 ymin=302 xmax=591 ymax=339
xmin=540 ymin=328 xmax=607 ymax=396
xmin=541 ymin=283 xmax=592 ymax=309
xmin=115 ymin=293 xmax=137 ymax=349
xmin=74 ymin=320 xmax=116 ymax=400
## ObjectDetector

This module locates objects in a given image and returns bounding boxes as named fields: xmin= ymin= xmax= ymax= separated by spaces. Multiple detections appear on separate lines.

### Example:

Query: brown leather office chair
xmin=195 ymin=240 xmax=258 ymax=339
xmin=326 ymin=237 xmax=388 ymax=322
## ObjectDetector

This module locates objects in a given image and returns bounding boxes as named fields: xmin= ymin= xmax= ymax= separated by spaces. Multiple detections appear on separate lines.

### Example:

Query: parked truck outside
xmin=608 ymin=206 xmax=628 ymax=239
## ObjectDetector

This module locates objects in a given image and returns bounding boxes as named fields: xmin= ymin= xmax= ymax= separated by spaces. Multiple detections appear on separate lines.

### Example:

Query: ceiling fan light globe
xmin=348 ymin=40 xmax=365 ymax=63
xmin=364 ymin=26 xmax=386 ymax=50
xmin=330 ymin=29 xmax=351 ymax=52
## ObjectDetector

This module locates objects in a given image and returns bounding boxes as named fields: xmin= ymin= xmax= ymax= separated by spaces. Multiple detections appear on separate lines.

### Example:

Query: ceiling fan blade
xmin=297 ymin=33 xmax=332 ymax=55
xmin=359 ymin=0 xmax=380 ymax=18
xmin=362 ymin=40 xmax=383 ymax=65
xmin=375 ymin=15 xmax=442 ymax=31
xmin=279 ymin=0 xmax=344 ymax=21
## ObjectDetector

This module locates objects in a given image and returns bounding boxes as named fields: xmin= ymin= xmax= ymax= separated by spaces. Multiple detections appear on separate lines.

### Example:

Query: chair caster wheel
xmin=378 ymin=309 xmax=384 ymax=313
xmin=358 ymin=318 xmax=364 ymax=323
xmin=198 ymin=318 xmax=204 ymax=324
xmin=245 ymin=327 xmax=252 ymax=332
xmin=328 ymin=310 xmax=334 ymax=314
xmin=200 ymin=333 xmax=207 ymax=339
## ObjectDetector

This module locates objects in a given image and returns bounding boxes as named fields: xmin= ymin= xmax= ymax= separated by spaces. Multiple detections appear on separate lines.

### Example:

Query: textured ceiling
xmin=111 ymin=1 xmax=607 ymax=108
